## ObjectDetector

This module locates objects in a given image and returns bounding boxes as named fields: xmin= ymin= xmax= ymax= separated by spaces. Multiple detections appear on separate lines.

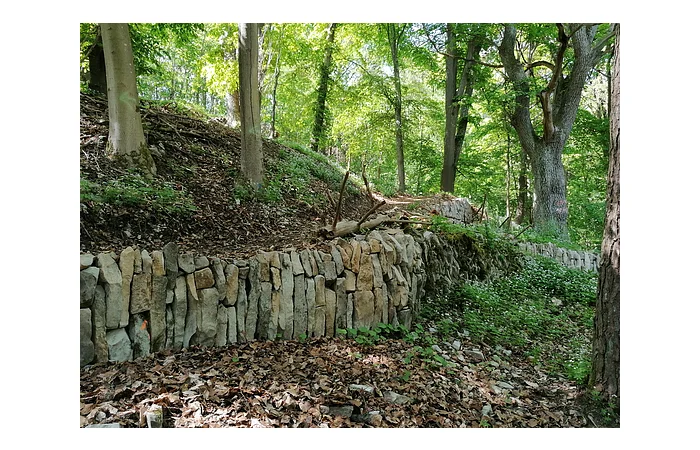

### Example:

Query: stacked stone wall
xmin=517 ymin=241 xmax=599 ymax=272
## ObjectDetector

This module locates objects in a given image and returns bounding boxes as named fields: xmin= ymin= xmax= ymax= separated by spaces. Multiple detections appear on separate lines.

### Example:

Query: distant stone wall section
xmin=517 ymin=241 xmax=599 ymax=272
xmin=433 ymin=197 xmax=475 ymax=225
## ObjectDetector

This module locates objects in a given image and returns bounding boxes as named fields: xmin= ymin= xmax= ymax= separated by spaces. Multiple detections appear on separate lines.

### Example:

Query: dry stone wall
xmin=517 ymin=241 xmax=599 ymax=272
xmin=79 ymin=221 xmax=523 ymax=367
xmin=80 ymin=229 xmax=437 ymax=367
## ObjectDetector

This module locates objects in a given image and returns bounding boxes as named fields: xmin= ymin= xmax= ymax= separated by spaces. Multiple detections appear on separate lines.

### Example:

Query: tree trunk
xmin=590 ymin=24 xmax=620 ymax=405
xmin=531 ymin=141 xmax=569 ymax=238
xmin=498 ymin=23 xmax=611 ymax=237
xmin=441 ymin=24 xmax=458 ymax=193
xmin=270 ymin=45 xmax=282 ymax=139
xmin=441 ymin=27 xmax=480 ymax=193
xmin=311 ymin=23 xmax=337 ymax=153
xmin=88 ymin=27 xmax=108 ymax=95
xmin=238 ymin=23 xmax=263 ymax=186
xmin=515 ymin=147 xmax=531 ymax=225
xmin=101 ymin=23 xmax=156 ymax=177
xmin=226 ymin=91 xmax=241 ymax=128
xmin=388 ymin=24 xmax=406 ymax=193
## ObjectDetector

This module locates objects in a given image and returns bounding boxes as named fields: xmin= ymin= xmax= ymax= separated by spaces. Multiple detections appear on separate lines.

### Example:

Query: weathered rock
xmin=150 ymin=275 xmax=167 ymax=352
xmin=257 ymin=282 xmax=272 ymax=339
xmin=130 ymin=273 xmax=151 ymax=314
xmin=293 ymin=275 xmax=307 ymax=339
xmin=325 ymin=288 xmax=337 ymax=336
xmin=350 ymin=239 xmax=362 ymax=273
xmin=211 ymin=257 xmax=227 ymax=301
xmin=86 ymin=423 xmax=121 ymax=428
xmin=269 ymin=290 xmax=281 ymax=339
xmin=141 ymin=250 xmax=153 ymax=276
xmin=194 ymin=267 xmax=215 ymax=290
xmin=80 ymin=308 xmax=94 ymax=367
xmin=349 ymin=384 xmax=374 ymax=393
xmin=162 ymin=242 xmax=179 ymax=289
xmin=128 ymin=313 xmax=150 ymax=359
xmin=256 ymin=253 xmax=270 ymax=282
xmin=145 ymin=404 xmax=163 ymax=428
xmin=236 ymin=279 xmax=248 ymax=342
xmin=300 ymin=250 xmax=315 ymax=277
xmin=166 ymin=290 xmax=174 ymax=305
xmin=306 ymin=278 xmax=316 ymax=336
xmin=290 ymin=251 xmax=304 ymax=276
xmin=357 ymin=253 xmax=374 ymax=291
xmin=331 ymin=247 xmax=344 ymax=275
xmin=151 ymin=250 xmax=166 ymax=276
xmin=371 ymin=254 xmax=383 ymax=289
xmin=335 ymin=277 xmax=347 ymax=330
xmin=375 ymin=284 xmax=388 ymax=325
xmin=227 ymin=306 xmax=238 ymax=344
xmin=270 ymin=267 xmax=282 ymax=290
xmin=397 ymin=308 xmax=411 ymax=329
xmin=464 ymin=349 xmax=485 ymax=362
xmin=106 ymin=328 xmax=132 ymax=362
xmin=345 ymin=270 xmax=356 ymax=292
xmin=320 ymin=252 xmax=336 ymax=281
xmin=383 ymin=391 xmax=412 ymax=405
xmin=80 ymin=267 xmax=99 ymax=308
xmin=313 ymin=250 xmax=325 ymax=276
xmin=216 ymin=304 xmax=228 ymax=347
xmin=314 ymin=306 xmax=325 ymax=337
xmin=245 ymin=259 xmax=261 ymax=342
xmin=197 ymin=287 xmax=219 ymax=347
xmin=165 ymin=305 xmax=174 ymax=349
xmin=80 ymin=253 xmax=95 ymax=270
xmin=91 ymin=285 xmax=108 ymax=363
xmin=224 ymin=264 xmax=239 ymax=306
xmin=280 ymin=253 xmax=294 ymax=340
xmin=133 ymin=248 xmax=142 ymax=274
xmin=97 ymin=253 xmax=123 ymax=330
xmin=183 ymin=275 xmax=198 ymax=348
xmin=346 ymin=293 xmax=354 ymax=329
xmin=328 ymin=405 xmax=354 ymax=417
xmin=353 ymin=291 xmax=375 ymax=329
xmin=178 ymin=253 xmax=195 ymax=274
xmin=194 ymin=255 xmax=209 ymax=270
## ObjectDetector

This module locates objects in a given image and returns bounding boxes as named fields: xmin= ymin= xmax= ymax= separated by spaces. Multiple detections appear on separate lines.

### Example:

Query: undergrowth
xmin=419 ymin=255 xmax=597 ymax=383
xmin=80 ymin=171 xmax=197 ymax=216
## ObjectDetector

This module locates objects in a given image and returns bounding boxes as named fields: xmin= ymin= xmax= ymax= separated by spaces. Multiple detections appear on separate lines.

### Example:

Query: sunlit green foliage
xmin=79 ymin=22 xmax=612 ymax=249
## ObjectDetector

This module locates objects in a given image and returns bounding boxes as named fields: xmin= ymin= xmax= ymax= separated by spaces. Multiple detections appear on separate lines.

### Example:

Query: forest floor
xmin=79 ymin=92 xmax=617 ymax=428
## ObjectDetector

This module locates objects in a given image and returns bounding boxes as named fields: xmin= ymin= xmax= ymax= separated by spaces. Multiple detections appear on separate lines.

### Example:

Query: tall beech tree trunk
xmin=238 ymin=23 xmax=263 ymax=186
xmin=311 ymin=23 xmax=337 ymax=153
xmin=591 ymin=24 xmax=620 ymax=405
xmin=101 ymin=23 xmax=156 ymax=177
xmin=441 ymin=25 xmax=480 ymax=193
xmin=498 ymin=23 xmax=615 ymax=238
xmin=387 ymin=24 xmax=406 ymax=193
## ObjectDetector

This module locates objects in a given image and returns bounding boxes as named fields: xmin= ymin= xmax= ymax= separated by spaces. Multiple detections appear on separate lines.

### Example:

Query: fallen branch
xmin=358 ymin=200 xmax=386 ymax=227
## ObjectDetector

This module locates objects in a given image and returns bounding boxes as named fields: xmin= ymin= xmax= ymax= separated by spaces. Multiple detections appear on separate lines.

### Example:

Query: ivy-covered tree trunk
xmin=591 ymin=24 xmax=620 ymax=405
xmin=311 ymin=23 xmax=337 ymax=153
xmin=238 ymin=23 xmax=263 ymax=186
xmin=101 ymin=23 xmax=156 ymax=177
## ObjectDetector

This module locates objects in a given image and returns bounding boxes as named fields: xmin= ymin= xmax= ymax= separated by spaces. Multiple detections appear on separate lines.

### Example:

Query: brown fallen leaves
xmin=80 ymin=336 xmax=594 ymax=428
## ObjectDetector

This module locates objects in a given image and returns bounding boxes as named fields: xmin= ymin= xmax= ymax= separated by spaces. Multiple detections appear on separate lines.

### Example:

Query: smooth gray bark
xmin=238 ymin=23 xmax=263 ymax=185
xmin=101 ymin=23 xmax=156 ymax=177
